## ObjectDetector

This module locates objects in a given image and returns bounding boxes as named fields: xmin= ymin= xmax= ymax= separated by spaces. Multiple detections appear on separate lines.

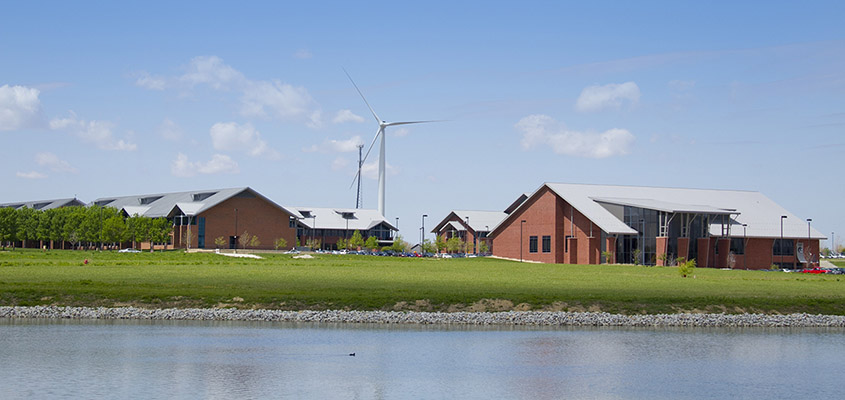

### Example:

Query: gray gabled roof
xmin=90 ymin=187 xmax=294 ymax=218
xmin=432 ymin=210 xmax=508 ymax=234
xmin=287 ymin=206 xmax=397 ymax=231
xmin=0 ymin=198 xmax=85 ymax=211
xmin=491 ymin=183 xmax=826 ymax=239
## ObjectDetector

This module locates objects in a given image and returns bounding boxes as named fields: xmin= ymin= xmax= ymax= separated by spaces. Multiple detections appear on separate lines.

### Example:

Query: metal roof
xmin=89 ymin=187 xmax=294 ymax=218
xmin=493 ymin=183 xmax=826 ymax=239
xmin=0 ymin=198 xmax=85 ymax=211
xmin=287 ymin=206 xmax=397 ymax=231
xmin=431 ymin=210 xmax=509 ymax=234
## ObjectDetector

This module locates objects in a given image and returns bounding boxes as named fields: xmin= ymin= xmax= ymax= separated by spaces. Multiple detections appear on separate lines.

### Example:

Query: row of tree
xmin=0 ymin=205 xmax=172 ymax=250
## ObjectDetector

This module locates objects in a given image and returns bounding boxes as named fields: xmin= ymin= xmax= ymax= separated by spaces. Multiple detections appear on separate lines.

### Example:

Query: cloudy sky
xmin=2 ymin=1 xmax=844 ymax=247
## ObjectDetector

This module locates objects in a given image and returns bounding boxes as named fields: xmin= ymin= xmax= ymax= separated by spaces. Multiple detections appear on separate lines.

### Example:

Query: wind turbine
xmin=345 ymin=69 xmax=436 ymax=217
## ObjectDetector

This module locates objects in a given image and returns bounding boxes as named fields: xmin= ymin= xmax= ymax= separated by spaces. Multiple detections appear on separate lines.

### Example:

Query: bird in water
xmin=348 ymin=353 xmax=356 ymax=357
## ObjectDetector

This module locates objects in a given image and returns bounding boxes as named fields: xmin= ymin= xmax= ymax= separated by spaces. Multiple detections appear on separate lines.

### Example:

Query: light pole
xmin=465 ymin=216 xmax=471 ymax=254
xmin=345 ymin=216 xmax=349 ymax=251
xmin=234 ymin=208 xmax=238 ymax=252
xmin=640 ymin=218 xmax=645 ymax=265
xmin=519 ymin=220 xmax=525 ymax=261
xmin=421 ymin=214 xmax=427 ymax=251
xmin=485 ymin=225 xmax=489 ymax=254
xmin=780 ymin=215 xmax=787 ymax=268
xmin=807 ymin=218 xmax=812 ymax=267
xmin=742 ymin=224 xmax=747 ymax=269
xmin=312 ymin=215 xmax=317 ymax=250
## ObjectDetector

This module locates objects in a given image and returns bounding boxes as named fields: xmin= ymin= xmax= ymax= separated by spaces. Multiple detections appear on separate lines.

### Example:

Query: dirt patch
xmin=467 ymin=299 xmax=515 ymax=312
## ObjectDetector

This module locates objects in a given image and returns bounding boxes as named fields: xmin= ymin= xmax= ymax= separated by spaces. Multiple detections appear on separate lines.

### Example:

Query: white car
xmin=118 ymin=248 xmax=141 ymax=253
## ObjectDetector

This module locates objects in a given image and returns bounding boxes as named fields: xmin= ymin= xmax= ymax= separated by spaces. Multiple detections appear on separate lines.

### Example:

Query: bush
xmin=678 ymin=257 xmax=696 ymax=277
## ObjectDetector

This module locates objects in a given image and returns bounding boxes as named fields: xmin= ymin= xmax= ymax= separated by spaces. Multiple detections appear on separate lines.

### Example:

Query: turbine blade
xmin=384 ymin=120 xmax=444 ymax=126
xmin=343 ymin=68 xmax=381 ymax=123
xmin=361 ymin=127 xmax=383 ymax=164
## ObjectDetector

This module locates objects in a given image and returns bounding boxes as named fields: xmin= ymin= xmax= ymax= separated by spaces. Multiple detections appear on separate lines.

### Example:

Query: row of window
xmin=528 ymin=235 xmax=551 ymax=253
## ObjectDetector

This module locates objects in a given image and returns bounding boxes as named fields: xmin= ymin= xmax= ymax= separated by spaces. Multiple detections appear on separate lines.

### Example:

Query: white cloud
xmin=293 ymin=49 xmax=313 ymax=59
xmin=331 ymin=157 xmax=349 ymax=171
xmin=333 ymin=109 xmax=365 ymax=124
xmin=134 ymin=71 xmax=167 ymax=90
xmin=179 ymin=56 xmax=245 ymax=89
xmin=16 ymin=171 xmax=47 ymax=179
xmin=49 ymin=113 xmax=137 ymax=151
xmin=390 ymin=128 xmax=409 ymax=137
xmin=304 ymin=135 xmax=363 ymax=153
xmin=138 ymin=56 xmax=322 ymax=127
xmin=158 ymin=118 xmax=182 ymax=141
xmin=171 ymin=153 xmax=239 ymax=177
xmin=516 ymin=114 xmax=635 ymax=158
xmin=0 ymin=84 xmax=41 ymax=131
xmin=35 ymin=152 xmax=77 ymax=173
xmin=361 ymin=161 xmax=397 ymax=180
xmin=209 ymin=121 xmax=279 ymax=159
xmin=575 ymin=82 xmax=640 ymax=112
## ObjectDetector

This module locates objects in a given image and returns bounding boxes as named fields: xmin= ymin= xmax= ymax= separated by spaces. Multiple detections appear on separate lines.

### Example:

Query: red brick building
xmin=431 ymin=210 xmax=509 ymax=254
xmin=93 ymin=187 xmax=297 ymax=251
xmin=489 ymin=183 xmax=824 ymax=269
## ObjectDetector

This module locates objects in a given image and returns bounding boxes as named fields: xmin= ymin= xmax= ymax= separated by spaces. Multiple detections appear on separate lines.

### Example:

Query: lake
xmin=1 ymin=319 xmax=843 ymax=399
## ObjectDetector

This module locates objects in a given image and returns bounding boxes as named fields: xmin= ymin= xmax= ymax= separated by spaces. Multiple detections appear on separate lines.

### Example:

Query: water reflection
xmin=1 ymin=319 xmax=843 ymax=399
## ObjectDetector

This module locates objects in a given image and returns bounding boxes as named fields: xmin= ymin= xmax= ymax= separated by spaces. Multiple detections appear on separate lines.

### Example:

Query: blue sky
xmin=2 ymin=1 xmax=844 ymax=247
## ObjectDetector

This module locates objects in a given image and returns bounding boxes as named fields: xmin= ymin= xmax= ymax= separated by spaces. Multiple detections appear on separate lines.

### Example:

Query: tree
xmin=0 ymin=207 xmax=18 ymax=249
xmin=274 ymin=237 xmax=288 ymax=250
xmin=435 ymin=234 xmax=447 ymax=253
xmin=17 ymin=207 xmax=37 ymax=248
xmin=391 ymin=235 xmax=408 ymax=253
xmin=215 ymin=236 xmax=227 ymax=249
xmin=336 ymin=237 xmax=348 ymax=250
xmin=151 ymin=218 xmax=172 ymax=251
xmin=238 ymin=231 xmax=258 ymax=249
xmin=421 ymin=239 xmax=437 ymax=254
xmin=364 ymin=235 xmax=379 ymax=251
xmin=102 ymin=215 xmax=127 ymax=248
xmin=305 ymin=238 xmax=321 ymax=250
xmin=678 ymin=257 xmax=696 ymax=277
xmin=249 ymin=235 xmax=260 ymax=248
xmin=350 ymin=230 xmax=364 ymax=250
xmin=446 ymin=237 xmax=462 ymax=253
xmin=478 ymin=240 xmax=489 ymax=254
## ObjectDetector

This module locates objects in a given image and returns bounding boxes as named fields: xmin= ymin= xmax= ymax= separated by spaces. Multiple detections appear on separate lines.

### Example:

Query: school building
xmin=488 ymin=183 xmax=825 ymax=269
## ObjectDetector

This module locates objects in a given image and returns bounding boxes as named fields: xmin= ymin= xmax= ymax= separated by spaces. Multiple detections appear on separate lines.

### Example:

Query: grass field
xmin=2 ymin=249 xmax=845 ymax=315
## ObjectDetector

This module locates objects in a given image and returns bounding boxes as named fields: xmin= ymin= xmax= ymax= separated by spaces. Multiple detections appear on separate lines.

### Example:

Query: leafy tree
xmin=349 ymin=230 xmax=364 ymax=250
xmin=391 ymin=235 xmax=408 ymax=253
xmin=336 ymin=237 xmax=348 ymax=250
xmin=446 ymin=237 xmax=462 ymax=253
xmin=17 ymin=207 xmax=37 ymax=248
xmin=274 ymin=237 xmax=287 ymax=250
xmin=421 ymin=238 xmax=437 ymax=254
xmin=102 ymin=215 xmax=127 ymax=247
xmin=0 ymin=207 xmax=18 ymax=249
xmin=215 ymin=236 xmax=227 ymax=249
xmin=478 ymin=240 xmax=489 ymax=254
xmin=678 ymin=257 xmax=696 ymax=277
xmin=364 ymin=235 xmax=379 ymax=251
xmin=632 ymin=248 xmax=642 ymax=265
xmin=305 ymin=238 xmax=321 ymax=250
xmin=151 ymin=218 xmax=172 ymax=251
xmin=239 ymin=231 xmax=253 ymax=249
xmin=249 ymin=235 xmax=260 ymax=248
xmin=436 ymin=234 xmax=447 ymax=253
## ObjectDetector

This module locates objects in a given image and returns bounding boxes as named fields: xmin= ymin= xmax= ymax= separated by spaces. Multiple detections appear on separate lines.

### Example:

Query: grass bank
xmin=1 ymin=249 xmax=844 ymax=315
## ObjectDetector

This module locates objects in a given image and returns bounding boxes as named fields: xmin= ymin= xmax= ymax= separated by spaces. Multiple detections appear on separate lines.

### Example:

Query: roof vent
xmin=139 ymin=196 xmax=162 ymax=205
xmin=300 ymin=210 xmax=312 ymax=218
xmin=32 ymin=202 xmax=51 ymax=210
xmin=192 ymin=192 xmax=216 ymax=202
xmin=94 ymin=199 xmax=114 ymax=206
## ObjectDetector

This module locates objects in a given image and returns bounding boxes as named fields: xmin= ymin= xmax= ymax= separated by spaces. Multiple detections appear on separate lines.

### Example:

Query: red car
xmin=801 ymin=268 xmax=829 ymax=274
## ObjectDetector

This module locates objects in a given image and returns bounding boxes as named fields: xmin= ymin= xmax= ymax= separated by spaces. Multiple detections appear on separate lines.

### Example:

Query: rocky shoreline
xmin=2 ymin=306 xmax=845 ymax=328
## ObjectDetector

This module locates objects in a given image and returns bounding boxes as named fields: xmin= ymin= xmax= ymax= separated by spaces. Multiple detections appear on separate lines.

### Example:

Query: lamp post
xmin=421 ymin=214 xmax=427 ymax=251
xmin=465 ymin=216 xmax=471 ymax=254
xmin=640 ymin=218 xmax=645 ymax=265
xmin=485 ymin=225 xmax=489 ymax=254
xmin=345 ymin=216 xmax=349 ymax=251
xmin=742 ymin=224 xmax=747 ymax=269
xmin=807 ymin=218 xmax=812 ymax=267
xmin=312 ymin=215 xmax=317 ymax=250
xmin=520 ymin=220 xmax=526 ymax=262
xmin=780 ymin=215 xmax=787 ymax=268
xmin=234 ymin=208 xmax=238 ymax=252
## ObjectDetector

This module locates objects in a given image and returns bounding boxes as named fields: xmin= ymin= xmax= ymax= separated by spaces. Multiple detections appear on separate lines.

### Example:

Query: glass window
xmin=730 ymin=238 xmax=745 ymax=255
xmin=542 ymin=235 xmax=551 ymax=253
xmin=773 ymin=239 xmax=794 ymax=256
xmin=529 ymin=236 xmax=538 ymax=253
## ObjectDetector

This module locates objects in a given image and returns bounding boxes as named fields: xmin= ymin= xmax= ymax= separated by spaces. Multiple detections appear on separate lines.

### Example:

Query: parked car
xmin=118 ymin=248 xmax=140 ymax=253
xmin=801 ymin=268 xmax=829 ymax=274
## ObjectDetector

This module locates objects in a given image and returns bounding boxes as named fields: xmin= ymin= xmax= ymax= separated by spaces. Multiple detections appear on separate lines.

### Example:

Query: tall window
xmin=542 ymin=235 xmax=551 ymax=253
xmin=730 ymin=238 xmax=745 ymax=255
xmin=529 ymin=236 xmax=538 ymax=253
xmin=773 ymin=239 xmax=794 ymax=256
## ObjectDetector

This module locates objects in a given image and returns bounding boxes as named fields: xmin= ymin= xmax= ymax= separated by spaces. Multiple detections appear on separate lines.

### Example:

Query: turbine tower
xmin=345 ymin=69 xmax=435 ymax=217
xmin=355 ymin=144 xmax=363 ymax=209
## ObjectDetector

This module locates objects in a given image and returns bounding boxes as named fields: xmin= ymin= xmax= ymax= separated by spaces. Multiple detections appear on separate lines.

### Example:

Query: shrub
xmin=678 ymin=257 xmax=696 ymax=277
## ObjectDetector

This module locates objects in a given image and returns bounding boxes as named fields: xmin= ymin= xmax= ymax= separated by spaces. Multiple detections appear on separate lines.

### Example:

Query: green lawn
xmin=1 ymin=249 xmax=844 ymax=315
